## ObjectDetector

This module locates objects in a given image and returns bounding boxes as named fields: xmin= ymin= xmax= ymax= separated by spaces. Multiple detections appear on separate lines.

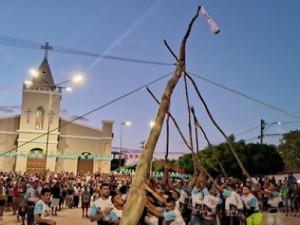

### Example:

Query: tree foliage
xmin=151 ymin=160 xmax=177 ymax=172
xmin=175 ymin=139 xmax=284 ymax=177
xmin=174 ymin=154 xmax=194 ymax=174
xmin=278 ymin=130 xmax=300 ymax=169
xmin=151 ymin=161 xmax=164 ymax=172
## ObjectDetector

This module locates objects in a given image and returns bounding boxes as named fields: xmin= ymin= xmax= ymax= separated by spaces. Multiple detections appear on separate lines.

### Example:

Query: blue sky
xmin=0 ymin=0 xmax=299 ymax=158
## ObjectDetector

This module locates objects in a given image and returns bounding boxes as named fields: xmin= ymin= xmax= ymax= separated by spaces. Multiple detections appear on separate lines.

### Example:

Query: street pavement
xmin=1 ymin=207 xmax=300 ymax=225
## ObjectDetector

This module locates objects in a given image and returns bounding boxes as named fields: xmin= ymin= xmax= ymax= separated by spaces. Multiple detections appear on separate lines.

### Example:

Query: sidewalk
xmin=1 ymin=208 xmax=300 ymax=225
xmin=1 ymin=208 xmax=89 ymax=225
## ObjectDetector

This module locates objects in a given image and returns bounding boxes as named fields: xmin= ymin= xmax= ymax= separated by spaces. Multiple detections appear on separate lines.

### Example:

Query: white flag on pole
xmin=200 ymin=6 xmax=220 ymax=34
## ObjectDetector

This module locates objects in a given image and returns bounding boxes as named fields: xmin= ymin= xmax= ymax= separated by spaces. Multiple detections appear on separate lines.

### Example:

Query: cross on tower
xmin=49 ymin=110 xmax=56 ymax=125
xmin=41 ymin=42 xmax=53 ymax=59
xmin=25 ymin=109 xmax=32 ymax=123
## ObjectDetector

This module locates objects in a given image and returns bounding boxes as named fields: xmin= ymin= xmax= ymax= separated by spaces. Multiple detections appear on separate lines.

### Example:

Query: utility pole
xmin=119 ymin=121 xmax=131 ymax=168
xmin=260 ymin=119 xmax=265 ymax=144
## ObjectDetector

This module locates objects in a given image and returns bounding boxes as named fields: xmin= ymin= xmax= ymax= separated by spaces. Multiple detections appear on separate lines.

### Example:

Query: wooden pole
xmin=120 ymin=7 xmax=202 ymax=225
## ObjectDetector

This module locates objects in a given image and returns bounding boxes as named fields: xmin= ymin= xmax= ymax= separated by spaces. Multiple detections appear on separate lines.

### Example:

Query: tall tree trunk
xmin=120 ymin=7 xmax=202 ymax=225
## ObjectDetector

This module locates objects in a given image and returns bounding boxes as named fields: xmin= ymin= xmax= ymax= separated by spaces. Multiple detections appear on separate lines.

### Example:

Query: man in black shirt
xmin=51 ymin=183 xmax=60 ymax=216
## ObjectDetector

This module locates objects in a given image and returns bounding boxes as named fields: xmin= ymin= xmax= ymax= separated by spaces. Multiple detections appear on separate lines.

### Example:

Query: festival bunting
xmin=0 ymin=151 xmax=143 ymax=160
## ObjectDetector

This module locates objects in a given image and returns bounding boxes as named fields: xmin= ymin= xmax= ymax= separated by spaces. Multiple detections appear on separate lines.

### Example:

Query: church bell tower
xmin=16 ymin=42 xmax=61 ymax=172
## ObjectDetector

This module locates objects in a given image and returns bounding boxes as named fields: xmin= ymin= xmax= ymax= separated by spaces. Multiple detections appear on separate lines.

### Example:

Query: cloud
xmin=0 ymin=49 xmax=14 ymax=62
xmin=60 ymin=109 xmax=69 ymax=115
xmin=0 ymin=86 xmax=8 ymax=93
xmin=69 ymin=115 xmax=89 ymax=123
xmin=0 ymin=105 xmax=20 ymax=114
xmin=60 ymin=109 xmax=89 ymax=123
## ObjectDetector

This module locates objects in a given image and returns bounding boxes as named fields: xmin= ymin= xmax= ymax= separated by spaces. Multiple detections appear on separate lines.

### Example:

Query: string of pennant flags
xmin=0 ymin=151 xmax=171 ymax=161
xmin=0 ymin=151 xmax=191 ymax=178
xmin=118 ymin=168 xmax=191 ymax=179
xmin=0 ymin=152 xmax=148 ymax=160
xmin=0 ymin=152 xmax=111 ymax=160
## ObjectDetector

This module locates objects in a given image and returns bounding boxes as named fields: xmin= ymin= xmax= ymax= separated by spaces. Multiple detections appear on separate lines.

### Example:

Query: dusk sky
xmin=0 ymin=1 xmax=299 ymax=158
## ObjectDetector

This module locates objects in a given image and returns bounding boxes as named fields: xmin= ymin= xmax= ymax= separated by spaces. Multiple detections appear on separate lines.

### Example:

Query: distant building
xmin=0 ymin=54 xmax=113 ymax=174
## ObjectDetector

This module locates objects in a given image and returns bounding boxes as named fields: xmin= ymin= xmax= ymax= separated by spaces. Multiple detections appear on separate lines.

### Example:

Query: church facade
xmin=0 ymin=55 xmax=114 ymax=174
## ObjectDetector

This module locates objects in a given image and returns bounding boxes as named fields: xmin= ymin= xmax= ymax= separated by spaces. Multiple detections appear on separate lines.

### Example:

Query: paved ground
xmin=1 ymin=208 xmax=300 ymax=225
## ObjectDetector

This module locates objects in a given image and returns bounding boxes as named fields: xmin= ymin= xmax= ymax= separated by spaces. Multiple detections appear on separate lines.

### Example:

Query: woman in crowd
xmin=0 ymin=182 xmax=6 ymax=221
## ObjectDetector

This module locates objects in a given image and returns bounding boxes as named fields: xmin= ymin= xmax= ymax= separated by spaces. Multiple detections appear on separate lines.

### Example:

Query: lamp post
xmin=259 ymin=119 xmax=281 ymax=144
xmin=149 ymin=120 xmax=155 ymax=176
xmin=45 ymin=75 xmax=83 ymax=170
xmin=119 ymin=121 xmax=131 ymax=169
xmin=150 ymin=120 xmax=155 ymax=129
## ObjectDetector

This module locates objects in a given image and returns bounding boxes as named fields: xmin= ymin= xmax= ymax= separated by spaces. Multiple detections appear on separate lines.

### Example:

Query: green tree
xmin=278 ymin=130 xmax=300 ymax=169
xmin=152 ymin=161 xmax=164 ymax=172
xmin=183 ymin=140 xmax=284 ymax=178
xmin=244 ymin=143 xmax=284 ymax=175
xmin=174 ymin=153 xmax=194 ymax=174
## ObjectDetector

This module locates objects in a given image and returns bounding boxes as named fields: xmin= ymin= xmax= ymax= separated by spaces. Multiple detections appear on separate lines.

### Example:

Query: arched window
xmin=78 ymin=152 xmax=93 ymax=160
xmin=30 ymin=148 xmax=43 ymax=154
xmin=35 ymin=106 xmax=45 ymax=130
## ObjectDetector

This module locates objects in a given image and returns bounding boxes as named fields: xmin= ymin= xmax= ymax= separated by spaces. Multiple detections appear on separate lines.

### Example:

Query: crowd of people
xmin=0 ymin=170 xmax=299 ymax=225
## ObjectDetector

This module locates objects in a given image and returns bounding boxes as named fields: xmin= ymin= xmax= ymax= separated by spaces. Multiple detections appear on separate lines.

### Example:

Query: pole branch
xmin=185 ymin=71 xmax=254 ymax=185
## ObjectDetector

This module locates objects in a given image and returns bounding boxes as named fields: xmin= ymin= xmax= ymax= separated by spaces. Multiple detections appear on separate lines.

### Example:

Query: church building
xmin=0 ymin=49 xmax=114 ymax=174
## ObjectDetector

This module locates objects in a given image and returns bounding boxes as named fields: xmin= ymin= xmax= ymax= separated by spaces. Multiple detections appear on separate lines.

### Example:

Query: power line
xmin=111 ymin=147 xmax=183 ymax=155
xmin=0 ymin=35 xmax=176 ymax=66
xmin=235 ymin=125 xmax=260 ymax=138
xmin=121 ymin=120 xmax=299 ymax=156
xmin=188 ymin=71 xmax=300 ymax=120
xmin=199 ymin=120 xmax=299 ymax=149
xmin=0 ymin=71 xmax=173 ymax=157
xmin=244 ymin=136 xmax=261 ymax=143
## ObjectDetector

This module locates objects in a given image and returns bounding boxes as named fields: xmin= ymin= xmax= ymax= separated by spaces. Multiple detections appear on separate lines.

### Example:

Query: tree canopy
xmin=278 ymin=130 xmax=300 ymax=170
xmin=174 ymin=139 xmax=284 ymax=177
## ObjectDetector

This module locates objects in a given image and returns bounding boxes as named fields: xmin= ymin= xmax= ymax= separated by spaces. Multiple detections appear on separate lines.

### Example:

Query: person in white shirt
xmin=109 ymin=194 xmax=125 ymax=225
xmin=89 ymin=183 xmax=113 ymax=225
xmin=241 ymin=185 xmax=262 ymax=225
xmin=146 ymin=197 xmax=186 ymax=225
xmin=175 ymin=180 xmax=188 ymax=205
xmin=190 ymin=185 xmax=204 ymax=225
xmin=24 ymin=181 xmax=41 ymax=225
xmin=264 ymin=184 xmax=281 ymax=225
xmin=222 ymin=184 xmax=243 ymax=225
xmin=34 ymin=187 xmax=56 ymax=225
xmin=202 ymin=187 xmax=220 ymax=225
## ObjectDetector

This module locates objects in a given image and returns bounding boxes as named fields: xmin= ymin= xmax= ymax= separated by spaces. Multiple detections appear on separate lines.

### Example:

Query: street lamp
xmin=55 ymin=74 xmax=84 ymax=86
xmin=119 ymin=121 xmax=131 ymax=169
xmin=150 ymin=120 xmax=155 ymax=128
xmin=29 ymin=69 xmax=84 ymax=87
xmin=259 ymin=119 xmax=282 ymax=144
xmin=149 ymin=120 xmax=155 ymax=176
